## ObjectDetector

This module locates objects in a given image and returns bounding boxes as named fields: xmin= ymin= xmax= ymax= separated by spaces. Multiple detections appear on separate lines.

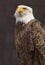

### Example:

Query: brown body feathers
xmin=15 ymin=19 xmax=45 ymax=65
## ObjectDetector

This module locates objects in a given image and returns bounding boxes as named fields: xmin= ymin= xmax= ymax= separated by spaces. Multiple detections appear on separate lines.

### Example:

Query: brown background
xmin=0 ymin=0 xmax=45 ymax=65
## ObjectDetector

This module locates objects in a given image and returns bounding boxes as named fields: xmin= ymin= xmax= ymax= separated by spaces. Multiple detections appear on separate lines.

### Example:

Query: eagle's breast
xmin=15 ymin=22 xmax=25 ymax=35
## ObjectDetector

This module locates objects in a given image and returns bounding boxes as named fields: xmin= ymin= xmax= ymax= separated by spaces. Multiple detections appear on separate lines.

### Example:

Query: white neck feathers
xmin=16 ymin=13 xmax=35 ymax=24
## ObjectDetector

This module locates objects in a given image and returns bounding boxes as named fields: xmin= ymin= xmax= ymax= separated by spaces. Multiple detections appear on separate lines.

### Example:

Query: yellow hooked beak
xmin=17 ymin=7 xmax=24 ymax=13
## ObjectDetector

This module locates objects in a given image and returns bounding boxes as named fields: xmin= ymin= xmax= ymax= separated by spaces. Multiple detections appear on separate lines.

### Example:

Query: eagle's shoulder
xmin=16 ymin=19 xmax=45 ymax=40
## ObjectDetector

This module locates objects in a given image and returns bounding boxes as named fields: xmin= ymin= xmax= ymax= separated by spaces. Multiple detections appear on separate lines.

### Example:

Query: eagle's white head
xmin=14 ymin=5 xmax=35 ymax=24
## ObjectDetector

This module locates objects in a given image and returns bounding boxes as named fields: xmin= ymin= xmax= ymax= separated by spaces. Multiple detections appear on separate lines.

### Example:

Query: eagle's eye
xmin=23 ymin=8 xmax=27 ymax=9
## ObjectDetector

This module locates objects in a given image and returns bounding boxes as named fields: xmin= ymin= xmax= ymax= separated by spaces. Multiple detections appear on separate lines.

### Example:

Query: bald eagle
xmin=14 ymin=5 xmax=45 ymax=65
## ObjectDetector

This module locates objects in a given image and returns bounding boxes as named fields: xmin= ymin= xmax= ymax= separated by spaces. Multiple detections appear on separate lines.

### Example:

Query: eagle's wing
xmin=31 ymin=20 xmax=45 ymax=65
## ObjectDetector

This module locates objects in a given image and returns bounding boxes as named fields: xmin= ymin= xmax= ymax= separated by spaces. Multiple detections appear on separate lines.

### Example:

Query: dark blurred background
xmin=0 ymin=0 xmax=45 ymax=65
